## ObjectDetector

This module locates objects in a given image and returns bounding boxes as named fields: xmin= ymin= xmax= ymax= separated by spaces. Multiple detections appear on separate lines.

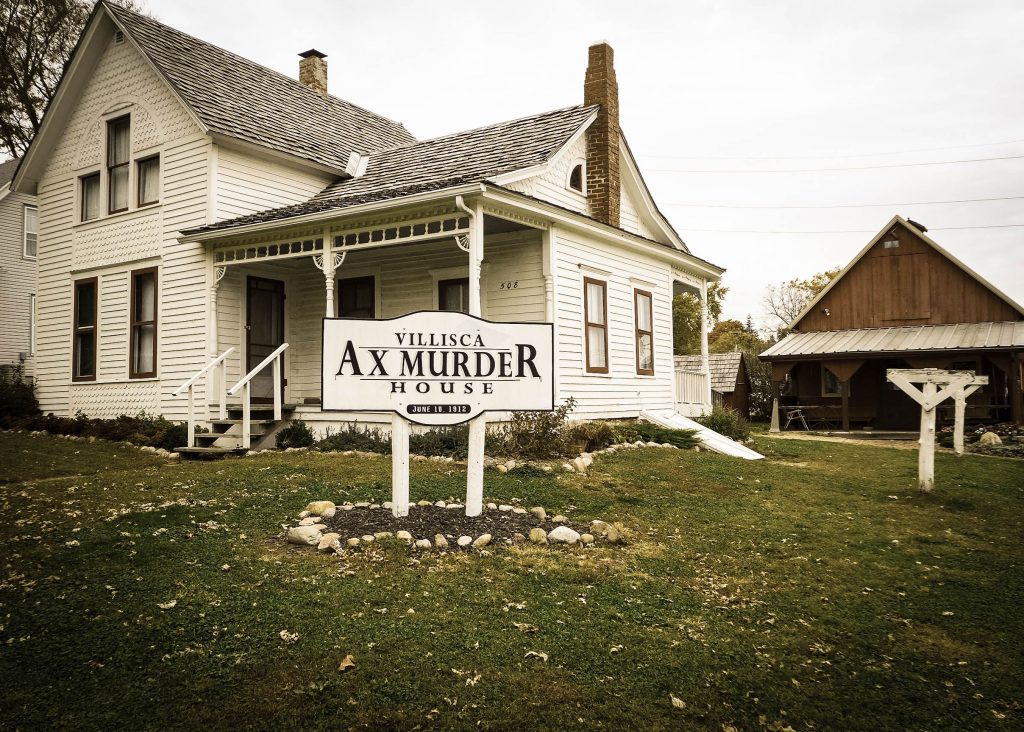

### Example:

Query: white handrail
xmin=172 ymin=347 xmax=235 ymax=396
xmin=173 ymin=348 xmax=235 ymax=448
xmin=227 ymin=343 xmax=289 ymax=396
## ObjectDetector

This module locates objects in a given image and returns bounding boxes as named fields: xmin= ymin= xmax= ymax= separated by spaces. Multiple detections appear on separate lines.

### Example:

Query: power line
xmin=638 ymin=137 xmax=1024 ymax=162
xmin=663 ymin=195 xmax=1024 ymax=210
xmin=647 ymin=153 xmax=1024 ymax=174
xmin=680 ymin=224 xmax=1024 ymax=234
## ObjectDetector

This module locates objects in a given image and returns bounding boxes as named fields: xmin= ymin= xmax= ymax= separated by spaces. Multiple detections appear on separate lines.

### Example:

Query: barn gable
xmin=791 ymin=216 xmax=1024 ymax=332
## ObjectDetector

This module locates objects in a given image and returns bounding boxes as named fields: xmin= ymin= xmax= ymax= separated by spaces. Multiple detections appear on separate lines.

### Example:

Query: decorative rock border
xmin=283 ymin=499 xmax=625 ymax=555
xmin=5 ymin=428 xmax=181 ymax=460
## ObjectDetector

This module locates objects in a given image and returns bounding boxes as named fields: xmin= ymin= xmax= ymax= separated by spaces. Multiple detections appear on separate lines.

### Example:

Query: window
xmin=130 ymin=268 xmax=157 ymax=378
xmin=821 ymin=367 xmax=844 ymax=397
xmin=438 ymin=277 xmax=469 ymax=313
xmin=583 ymin=277 xmax=608 ymax=373
xmin=73 ymin=278 xmax=98 ymax=381
xmin=338 ymin=275 xmax=375 ymax=318
xmin=107 ymin=116 xmax=130 ymax=213
xmin=81 ymin=173 xmax=100 ymax=221
xmin=137 ymin=155 xmax=160 ymax=206
xmin=634 ymin=289 xmax=654 ymax=375
xmin=23 ymin=205 xmax=37 ymax=258
xmin=568 ymin=163 xmax=584 ymax=193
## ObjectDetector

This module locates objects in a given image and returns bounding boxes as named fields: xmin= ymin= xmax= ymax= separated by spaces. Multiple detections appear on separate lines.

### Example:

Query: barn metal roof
xmin=761 ymin=321 xmax=1024 ymax=359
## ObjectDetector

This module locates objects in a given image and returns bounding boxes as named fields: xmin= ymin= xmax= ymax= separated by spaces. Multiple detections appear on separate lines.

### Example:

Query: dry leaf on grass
xmin=337 ymin=654 xmax=355 ymax=672
xmin=670 ymin=694 xmax=686 ymax=709
xmin=525 ymin=650 xmax=548 ymax=662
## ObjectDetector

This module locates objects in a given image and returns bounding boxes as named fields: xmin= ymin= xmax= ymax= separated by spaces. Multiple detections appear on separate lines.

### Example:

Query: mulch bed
xmin=320 ymin=504 xmax=589 ymax=546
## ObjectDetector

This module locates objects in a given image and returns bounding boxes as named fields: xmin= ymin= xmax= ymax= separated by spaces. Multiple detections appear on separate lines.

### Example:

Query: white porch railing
xmin=675 ymin=368 xmax=710 ymax=407
xmin=172 ymin=347 xmax=235 ymax=448
xmin=227 ymin=343 xmax=289 ymax=449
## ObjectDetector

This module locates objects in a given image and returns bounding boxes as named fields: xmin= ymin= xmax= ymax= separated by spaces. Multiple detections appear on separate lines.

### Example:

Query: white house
xmin=12 ymin=2 xmax=722 ymax=454
xmin=0 ymin=157 xmax=37 ymax=376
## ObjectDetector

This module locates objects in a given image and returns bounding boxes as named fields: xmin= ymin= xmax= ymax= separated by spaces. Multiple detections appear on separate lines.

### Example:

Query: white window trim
xmin=566 ymin=158 xmax=587 ymax=195
xmin=581 ymin=272 xmax=611 ymax=377
xmin=429 ymin=265 xmax=470 ymax=311
xmin=23 ymin=204 xmax=37 ymax=259
xmin=336 ymin=266 xmax=382 ymax=319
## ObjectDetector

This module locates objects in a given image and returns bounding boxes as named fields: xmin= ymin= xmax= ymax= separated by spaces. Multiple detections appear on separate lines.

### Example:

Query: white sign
xmin=322 ymin=311 xmax=554 ymax=425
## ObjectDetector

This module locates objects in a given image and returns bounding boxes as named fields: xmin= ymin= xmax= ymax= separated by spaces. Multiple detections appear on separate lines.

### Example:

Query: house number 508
xmin=498 ymin=281 xmax=519 ymax=290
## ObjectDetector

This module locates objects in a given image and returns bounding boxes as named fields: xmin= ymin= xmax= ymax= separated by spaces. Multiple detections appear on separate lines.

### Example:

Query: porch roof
xmin=761 ymin=321 xmax=1024 ymax=360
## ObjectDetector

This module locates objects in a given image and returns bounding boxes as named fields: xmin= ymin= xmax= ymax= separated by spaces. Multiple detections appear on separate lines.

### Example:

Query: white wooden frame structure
xmin=886 ymin=368 xmax=988 ymax=492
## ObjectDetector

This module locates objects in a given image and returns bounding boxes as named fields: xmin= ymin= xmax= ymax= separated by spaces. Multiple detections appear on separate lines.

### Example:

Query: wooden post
xmin=187 ymin=386 xmax=195 ymax=447
xmin=1011 ymin=351 xmax=1021 ymax=426
xmin=918 ymin=381 xmax=937 ymax=492
xmin=953 ymin=384 xmax=983 ymax=455
xmin=390 ymin=414 xmax=410 ymax=518
xmin=466 ymin=199 xmax=486 ymax=517
xmin=841 ymin=379 xmax=850 ymax=431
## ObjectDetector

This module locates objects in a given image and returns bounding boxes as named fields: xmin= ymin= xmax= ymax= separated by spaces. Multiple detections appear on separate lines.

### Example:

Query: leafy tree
xmin=673 ymin=281 xmax=726 ymax=355
xmin=762 ymin=268 xmax=841 ymax=333
xmin=709 ymin=318 xmax=776 ymax=421
xmin=0 ymin=0 xmax=145 ymax=159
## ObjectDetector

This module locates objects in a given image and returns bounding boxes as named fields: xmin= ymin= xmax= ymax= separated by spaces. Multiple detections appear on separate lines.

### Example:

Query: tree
xmin=673 ymin=281 xmax=726 ymax=355
xmin=709 ymin=318 xmax=776 ymax=421
xmin=762 ymin=268 xmax=841 ymax=333
xmin=0 ymin=0 xmax=146 ymax=159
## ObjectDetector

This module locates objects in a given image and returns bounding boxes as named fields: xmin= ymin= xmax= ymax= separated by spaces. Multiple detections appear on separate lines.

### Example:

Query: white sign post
xmin=322 ymin=311 xmax=554 ymax=517
xmin=886 ymin=369 xmax=988 ymax=492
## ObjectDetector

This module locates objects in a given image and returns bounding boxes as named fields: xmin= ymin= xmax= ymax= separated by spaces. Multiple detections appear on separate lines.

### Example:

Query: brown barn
xmin=760 ymin=216 xmax=1024 ymax=430
xmin=676 ymin=352 xmax=750 ymax=418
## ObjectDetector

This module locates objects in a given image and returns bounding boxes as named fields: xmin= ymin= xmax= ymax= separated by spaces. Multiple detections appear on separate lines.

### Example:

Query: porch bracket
xmin=454 ymin=234 xmax=470 ymax=253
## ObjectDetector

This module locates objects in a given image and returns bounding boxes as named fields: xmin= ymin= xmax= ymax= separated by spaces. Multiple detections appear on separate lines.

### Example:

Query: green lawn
xmin=0 ymin=431 xmax=1022 ymax=731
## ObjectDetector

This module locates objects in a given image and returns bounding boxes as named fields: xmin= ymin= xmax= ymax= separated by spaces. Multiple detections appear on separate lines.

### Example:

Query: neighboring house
xmin=675 ymin=352 xmax=749 ymax=419
xmin=761 ymin=215 xmax=1024 ymax=430
xmin=0 ymin=157 xmax=38 ymax=376
xmin=12 ymin=2 xmax=722 ymax=452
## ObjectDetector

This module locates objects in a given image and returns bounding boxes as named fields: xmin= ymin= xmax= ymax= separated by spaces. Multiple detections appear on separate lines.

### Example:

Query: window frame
xmin=136 ymin=153 xmax=160 ymax=207
xmin=23 ymin=204 xmax=37 ymax=259
xmin=437 ymin=277 xmax=470 ymax=313
xmin=107 ymin=115 xmax=130 ymax=214
xmin=129 ymin=266 xmax=158 ymax=379
xmin=820 ymin=366 xmax=845 ymax=398
xmin=583 ymin=276 xmax=609 ymax=374
xmin=337 ymin=274 xmax=376 ymax=318
xmin=567 ymin=160 xmax=586 ymax=194
xmin=633 ymin=288 xmax=654 ymax=375
xmin=80 ymin=171 xmax=101 ymax=222
xmin=72 ymin=277 xmax=98 ymax=382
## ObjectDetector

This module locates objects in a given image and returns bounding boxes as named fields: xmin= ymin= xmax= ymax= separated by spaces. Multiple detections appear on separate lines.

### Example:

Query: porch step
xmin=177 ymin=446 xmax=248 ymax=460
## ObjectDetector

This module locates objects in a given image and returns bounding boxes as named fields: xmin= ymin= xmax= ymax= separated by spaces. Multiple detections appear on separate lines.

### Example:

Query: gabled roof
xmin=0 ymin=158 xmax=20 ymax=187
xmin=675 ymin=352 xmax=746 ymax=392
xmin=183 ymin=104 xmax=599 ymax=235
xmin=103 ymin=2 xmax=413 ymax=170
xmin=789 ymin=215 xmax=1024 ymax=330
xmin=761 ymin=321 xmax=1024 ymax=359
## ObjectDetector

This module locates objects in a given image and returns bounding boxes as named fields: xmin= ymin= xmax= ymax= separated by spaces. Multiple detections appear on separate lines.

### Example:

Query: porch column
xmin=700 ymin=279 xmax=712 ymax=409
xmin=841 ymin=379 xmax=850 ymax=431
xmin=314 ymin=230 xmax=345 ymax=318
xmin=208 ymin=265 xmax=227 ymax=417
xmin=1011 ymin=351 xmax=1022 ymax=425
xmin=466 ymin=199 xmax=486 ymax=517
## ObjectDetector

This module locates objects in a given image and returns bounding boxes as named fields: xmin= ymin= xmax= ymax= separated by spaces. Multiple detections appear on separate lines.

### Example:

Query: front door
xmin=246 ymin=277 xmax=285 ymax=402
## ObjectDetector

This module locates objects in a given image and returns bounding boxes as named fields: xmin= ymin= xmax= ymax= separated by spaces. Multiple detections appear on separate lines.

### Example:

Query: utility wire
xmin=681 ymin=224 xmax=1024 ymax=234
xmin=639 ymin=137 xmax=1024 ymax=162
xmin=663 ymin=195 xmax=1024 ymax=210
xmin=646 ymin=154 xmax=1024 ymax=174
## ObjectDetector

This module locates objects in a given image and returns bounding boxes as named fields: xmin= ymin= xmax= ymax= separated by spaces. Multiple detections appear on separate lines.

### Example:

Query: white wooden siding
xmin=504 ymin=135 xmax=590 ymax=215
xmin=214 ymin=146 xmax=333 ymax=220
xmin=0 ymin=190 xmax=38 ymax=372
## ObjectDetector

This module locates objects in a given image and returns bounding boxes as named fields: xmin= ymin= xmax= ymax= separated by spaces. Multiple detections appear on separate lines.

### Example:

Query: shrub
xmin=563 ymin=420 xmax=615 ymax=452
xmin=14 ymin=411 xmax=187 ymax=450
xmin=276 ymin=420 xmax=315 ymax=449
xmin=410 ymin=425 xmax=469 ymax=459
xmin=316 ymin=423 xmax=391 ymax=454
xmin=0 ymin=365 xmax=41 ymax=425
xmin=611 ymin=422 xmax=699 ymax=449
xmin=494 ymin=397 xmax=576 ymax=459
xmin=696 ymin=405 xmax=750 ymax=441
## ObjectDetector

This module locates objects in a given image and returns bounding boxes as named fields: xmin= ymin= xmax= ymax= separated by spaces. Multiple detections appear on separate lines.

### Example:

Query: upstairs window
xmin=568 ymin=163 xmax=584 ymax=193
xmin=73 ymin=278 xmax=98 ymax=381
xmin=584 ymin=277 xmax=608 ymax=373
xmin=107 ymin=116 xmax=130 ymax=213
xmin=130 ymin=268 xmax=158 ymax=378
xmin=438 ymin=278 xmax=470 ymax=313
xmin=137 ymin=154 xmax=160 ymax=207
xmin=634 ymin=289 xmax=654 ymax=375
xmin=23 ymin=205 xmax=37 ymax=258
xmin=81 ymin=173 xmax=100 ymax=221
xmin=338 ymin=275 xmax=375 ymax=318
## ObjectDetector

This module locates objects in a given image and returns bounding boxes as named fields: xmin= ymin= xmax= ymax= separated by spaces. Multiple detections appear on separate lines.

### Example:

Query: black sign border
xmin=320 ymin=311 xmax=556 ymax=426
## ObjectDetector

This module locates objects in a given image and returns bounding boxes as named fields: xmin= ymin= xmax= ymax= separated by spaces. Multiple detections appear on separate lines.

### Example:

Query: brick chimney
xmin=583 ymin=41 xmax=620 ymax=227
xmin=299 ymin=49 xmax=328 ymax=96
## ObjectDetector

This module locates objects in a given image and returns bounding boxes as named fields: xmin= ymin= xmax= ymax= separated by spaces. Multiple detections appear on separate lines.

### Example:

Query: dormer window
xmin=568 ymin=162 xmax=584 ymax=193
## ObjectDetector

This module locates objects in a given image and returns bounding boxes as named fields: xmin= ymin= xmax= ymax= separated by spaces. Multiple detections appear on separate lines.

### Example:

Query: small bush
xmin=14 ymin=411 xmax=187 ymax=450
xmin=276 ymin=420 xmax=315 ymax=449
xmin=563 ymin=420 xmax=615 ymax=452
xmin=316 ymin=423 xmax=391 ymax=454
xmin=696 ymin=405 xmax=750 ymax=441
xmin=410 ymin=425 xmax=469 ymax=459
xmin=611 ymin=422 xmax=699 ymax=449
xmin=0 ymin=365 xmax=41 ymax=425
xmin=494 ymin=397 xmax=576 ymax=459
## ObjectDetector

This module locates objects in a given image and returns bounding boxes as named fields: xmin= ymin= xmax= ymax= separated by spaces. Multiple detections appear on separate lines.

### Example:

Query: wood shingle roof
xmin=675 ymin=352 xmax=745 ymax=393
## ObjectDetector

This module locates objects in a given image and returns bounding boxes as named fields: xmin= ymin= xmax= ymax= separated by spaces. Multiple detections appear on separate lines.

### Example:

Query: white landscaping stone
xmin=486 ymin=502 xmax=498 ymax=510
xmin=346 ymin=537 xmax=360 ymax=547
xmin=572 ymin=457 xmax=587 ymax=473
xmin=562 ymin=463 xmax=574 ymax=472
xmin=298 ymin=510 xmax=311 ymax=519
xmin=374 ymin=531 xmax=393 ymax=541
xmin=472 ymin=534 xmax=492 ymax=548
xmin=320 ymin=507 xmax=337 ymax=519
xmin=318 ymin=533 xmax=341 ymax=552
xmin=287 ymin=526 xmax=323 ymax=546
xmin=457 ymin=535 xmax=473 ymax=547
xmin=552 ymin=514 xmax=568 ymax=524
xmin=529 ymin=527 xmax=548 ymax=544
xmin=396 ymin=530 xmax=413 ymax=543
xmin=530 ymin=507 xmax=547 ymax=520
xmin=361 ymin=534 xmax=375 ymax=543
xmin=590 ymin=520 xmax=610 ymax=536
xmin=512 ymin=507 xmax=528 ymax=515
xmin=298 ymin=517 xmax=318 ymax=526
xmin=415 ymin=539 xmax=432 ymax=550
xmin=547 ymin=526 xmax=581 ymax=544
xmin=305 ymin=500 xmax=336 ymax=515
xmin=435 ymin=500 xmax=447 ymax=508
xmin=434 ymin=534 xmax=449 ymax=549
xmin=498 ymin=504 xmax=513 ymax=512
xmin=606 ymin=524 xmax=622 ymax=543
xmin=496 ymin=464 xmax=508 ymax=474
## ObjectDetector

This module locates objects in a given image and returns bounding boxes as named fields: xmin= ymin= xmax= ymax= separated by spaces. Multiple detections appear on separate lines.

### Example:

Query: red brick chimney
xmin=583 ymin=41 xmax=620 ymax=227
xmin=299 ymin=49 xmax=328 ymax=96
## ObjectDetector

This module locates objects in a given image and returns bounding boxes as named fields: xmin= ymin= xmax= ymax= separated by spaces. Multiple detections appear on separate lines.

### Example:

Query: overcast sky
xmin=148 ymin=1 xmax=1023 ymax=323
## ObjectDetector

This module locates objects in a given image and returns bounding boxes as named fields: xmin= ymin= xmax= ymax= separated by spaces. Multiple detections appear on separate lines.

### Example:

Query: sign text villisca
xmin=322 ymin=311 xmax=554 ymax=425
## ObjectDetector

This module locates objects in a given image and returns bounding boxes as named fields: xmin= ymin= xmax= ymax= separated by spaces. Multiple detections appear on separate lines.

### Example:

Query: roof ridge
xmin=101 ymin=1 xmax=411 ymax=138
